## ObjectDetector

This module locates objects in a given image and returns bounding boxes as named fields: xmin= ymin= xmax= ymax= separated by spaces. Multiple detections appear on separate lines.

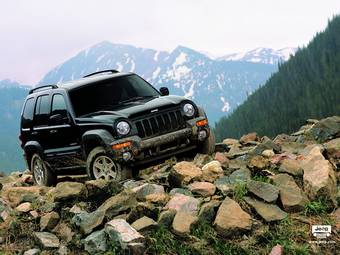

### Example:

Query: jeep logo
xmin=151 ymin=109 xmax=159 ymax=113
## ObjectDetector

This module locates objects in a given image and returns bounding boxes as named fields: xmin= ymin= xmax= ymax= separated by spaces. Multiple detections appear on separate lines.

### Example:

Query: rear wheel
xmin=199 ymin=130 xmax=216 ymax=155
xmin=31 ymin=153 xmax=57 ymax=186
xmin=87 ymin=147 xmax=132 ymax=181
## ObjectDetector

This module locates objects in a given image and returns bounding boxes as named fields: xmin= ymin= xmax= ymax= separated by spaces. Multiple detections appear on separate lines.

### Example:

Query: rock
xmin=2 ymin=186 xmax=45 ymax=207
xmin=279 ymin=159 xmax=303 ymax=176
xmin=51 ymin=182 xmax=87 ymax=202
xmin=57 ymin=245 xmax=69 ymax=255
xmin=214 ymin=143 xmax=229 ymax=152
xmin=214 ymin=176 xmax=232 ymax=195
xmin=172 ymin=211 xmax=198 ymax=236
xmin=126 ymin=202 xmax=159 ymax=223
xmin=244 ymin=197 xmax=287 ymax=222
xmin=248 ymin=155 xmax=269 ymax=169
xmin=52 ymin=222 xmax=74 ymax=243
xmin=34 ymin=232 xmax=60 ymax=249
xmin=273 ymin=134 xmax=297 ymax=144
xmin=16 ymin=202 xmax=32 ymax=213
xmin=105 ymin=219 xmax=144 ymax=249
xmin=240 ymin=132 xmax=258 ymax=144
xmin=169 ymin=161 xmax=202 ymax=187
xmin=214 ymin=152 xmax=229 ymax=166
xmin=324 ymin=138 xmax=340 ymax=159
xmin=333 ymin=208 xmax=340 ymax=229
xmin=145 ymin=193 xmax=169 ymax=205
xmin=85 ymin=179 xmax=122 ymax=197
xmin=169 ymin=188 xmax=193 ymax=196
xmin=84 ymin=229 xmax=108 ymax=255
xmin=271 ymin=152 xmax=296 ymax=165
xmin=229 ymin=168 xmax=251 ymax=184
xmin=222 ymin=138 xmax=239 ymax=146
xmin=188 ymin=182 xmax=216 ymax=197
xmin=251 ymin=139 xmax=281 ymax=156
xmin=301 ymin=145 xmax=337 ymax=200
xmin=132 ymin=183 xmax=165 ymax=201
xmin=226 ymin=145 xmax=252 ymax=158
xmin=30 ymin=210 xmax=39 ymax=219
xmin=198 ymin=200 xmax=221 ymax=223
xmin=69 ymin=204 xmax=86 ymax=214
xmin=193 ymin=154 xmax=212 ymax=168
xmin=280 ymin=142 xmax=306 ymax=154
xmin=247 ymin=180 xmax=279 ymax=203
xmin=164 ymin=194 xmax=200 ymax=214
xmin=158 ymin=210 xmax=176 ymax=227
xmin=307 ymin=116 xmax=340 ymax=142
xmin=269 ymin=244 xmax=283 ymax=255
xmin=131 ymin=216 xmax=158 ymax=232
xmin=213 ymin=197 xmax=252 ymax=237
xmin=214 ymin=168 xmax=251 ymax=195
xmin=201 ymin=161 xmax=224 ymax=182
xmin=262 ymin=149 xmax=275 ymax=158
xmin=272 ymin=174 xmax=308 ymax=212
xmin=24 ymin=248 xmax=41 ymax=255
xmin=40 ymin=212 xmax=60 ymax=231
xmin=72 ymin=210 xmax=105 ymax=234
xmin=97 ymin=190 xmax=137 ymax=218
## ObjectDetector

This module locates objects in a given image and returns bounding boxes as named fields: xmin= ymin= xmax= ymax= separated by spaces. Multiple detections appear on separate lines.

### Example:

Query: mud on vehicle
xmin=19 ymin=70 xmax=215 ymax=186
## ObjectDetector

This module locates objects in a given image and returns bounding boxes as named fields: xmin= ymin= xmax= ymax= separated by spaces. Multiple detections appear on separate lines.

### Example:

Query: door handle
xmin=50 ymin=129 xmax=58 ymax=134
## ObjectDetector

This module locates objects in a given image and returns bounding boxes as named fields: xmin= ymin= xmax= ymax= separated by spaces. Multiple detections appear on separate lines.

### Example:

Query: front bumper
xmin=110 ymin=116 xmax=210 ymax=164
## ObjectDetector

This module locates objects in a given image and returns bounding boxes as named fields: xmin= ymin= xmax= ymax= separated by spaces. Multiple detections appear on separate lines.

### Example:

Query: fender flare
xmin=82 ymin=129 xmax=115 ymax=157
xmin=24 ymin=141 xmax=44 ymax=169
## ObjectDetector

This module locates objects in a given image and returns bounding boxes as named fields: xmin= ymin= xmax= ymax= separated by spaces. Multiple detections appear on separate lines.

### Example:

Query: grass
xmin=303 ymin=198 xmax=330 ymax=216
xmin=252 ymin=174 xmax=270 ymax=183
xmin=232 ymin=182 xmax=248 ymax=202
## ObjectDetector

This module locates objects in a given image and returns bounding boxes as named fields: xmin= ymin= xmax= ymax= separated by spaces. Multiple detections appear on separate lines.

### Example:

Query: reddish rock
xmin=169 ymin=162 xmax=202 ymax=186
xmin=164 ymin=194 xmax=200 ymax=214
xmin=214 ymin=152 xmax=229 ymax=166
xmin=15 ymin=202 xmax=32 ymax=213
xmin=279 ymin=159 xmax=303 ymax=176
xmin=269 ymin=244 xmax=283 ymax=255
xmin=188 ymin=182 xmax=216 ymax=197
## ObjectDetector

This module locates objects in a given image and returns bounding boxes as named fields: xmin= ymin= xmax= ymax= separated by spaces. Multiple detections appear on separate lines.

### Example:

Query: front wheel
xmin=199 ymin=130 xmax=216 ymax=155
xmin=31 ymin=153 xmax=57 ymax=186
xmin=86 ymin=147 xmax=132 ymax=181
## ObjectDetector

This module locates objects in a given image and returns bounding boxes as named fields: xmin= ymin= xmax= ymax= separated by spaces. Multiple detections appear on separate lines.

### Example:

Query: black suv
xmin=20 ymin=70 xmax=215 ymax=186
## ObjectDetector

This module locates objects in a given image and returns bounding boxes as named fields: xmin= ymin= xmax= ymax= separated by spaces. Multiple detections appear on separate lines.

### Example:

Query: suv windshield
xmin=69 ymin=74 xmax=160 ymax=117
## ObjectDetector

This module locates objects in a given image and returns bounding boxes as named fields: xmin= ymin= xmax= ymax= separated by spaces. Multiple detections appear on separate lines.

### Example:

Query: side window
xmin=34 ymin=95 xmax=51 ymax=127
xmin=50 ymin=94 xmax=69 ymax=125
xmin=22 ymin=98 xmax=35 ymax=129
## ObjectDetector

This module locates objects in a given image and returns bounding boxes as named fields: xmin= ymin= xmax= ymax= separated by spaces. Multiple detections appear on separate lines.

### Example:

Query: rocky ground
xmin=0 ymin=116 xmax=339 ymax=255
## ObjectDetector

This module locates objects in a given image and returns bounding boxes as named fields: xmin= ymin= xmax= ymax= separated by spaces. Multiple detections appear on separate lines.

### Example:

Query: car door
xmin=44 ymin=93 xmax=81 ymax=164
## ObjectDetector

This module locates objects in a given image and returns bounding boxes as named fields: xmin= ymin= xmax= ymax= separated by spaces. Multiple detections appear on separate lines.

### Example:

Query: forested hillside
xmin=215 ymin=15 xmax=340 ymax=141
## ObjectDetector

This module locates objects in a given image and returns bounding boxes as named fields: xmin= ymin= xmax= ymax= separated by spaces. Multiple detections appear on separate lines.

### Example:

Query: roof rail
xmin=83 ymin=69 xmax=119 ymax=78
xmin=29 ymin=85 xmax=58 ymax=94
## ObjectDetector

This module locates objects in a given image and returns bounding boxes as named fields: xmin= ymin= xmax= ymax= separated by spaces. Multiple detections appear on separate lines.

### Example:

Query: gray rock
xmin=23 ymin=248 xmax=41 ymax=255
xmin=214 ymin=176 xmax=232 ymax=195
xmin=85 ymin=179 xmax=122 ymax=197
xmin=51 ymin=182 xmax=87 ymax=202
xmin=158 ymin=210 xmax=176 ymax=227
xmin=40 ymin=212 xmax=60 ymax=231
xmin=247 ymin=180 xmax=279 ymax=203
xmin=198 ymin=200 xmax=221 ymax=223
xmin=84 ymin=229 xmax=108 ymax=255
xmin=34 ymin=232 xmax=60 ymax=249
xmin=72 ymin=210 xmax=105 ymax=235
xmin=229 ymin=168 xmax=251 ymax=184
xmin=132 ymin=183 xmax=165 ymax=201
xmin=169 ymin=188 xmax=193 ymax=196
xmin=307 ymin=116 xmax=340 ymax=142
xmin=244 ymin=197 xmax=287 ymax=222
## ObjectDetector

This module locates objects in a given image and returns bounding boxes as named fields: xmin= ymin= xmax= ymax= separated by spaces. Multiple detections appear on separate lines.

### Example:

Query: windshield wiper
xmin=118 ymin=95 xmax=157 ymax=104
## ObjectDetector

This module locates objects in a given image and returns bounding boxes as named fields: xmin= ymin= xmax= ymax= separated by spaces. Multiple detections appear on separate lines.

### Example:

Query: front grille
xmin=134 ymin=109 xmax=186 ymax=139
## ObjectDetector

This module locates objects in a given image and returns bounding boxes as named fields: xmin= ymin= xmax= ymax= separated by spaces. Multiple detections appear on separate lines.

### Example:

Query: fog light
xmin=198 ymin=130 xmax=207 ymax=141
xmin=122 ymin=152 xmax=132 ymax=161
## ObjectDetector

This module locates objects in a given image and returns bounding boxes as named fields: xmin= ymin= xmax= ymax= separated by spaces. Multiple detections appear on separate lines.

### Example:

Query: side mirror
xmin=160 ymin=87 xmax=169 ymax=96
xmin=50 ymin=113 xmax=69 ymax=125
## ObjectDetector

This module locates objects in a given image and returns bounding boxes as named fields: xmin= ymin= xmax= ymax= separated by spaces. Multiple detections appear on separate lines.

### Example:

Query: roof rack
xmin=83 ymin=69 xmax=119 ymax=78
xmin=29 ymin=85 xmax=58 ymax=94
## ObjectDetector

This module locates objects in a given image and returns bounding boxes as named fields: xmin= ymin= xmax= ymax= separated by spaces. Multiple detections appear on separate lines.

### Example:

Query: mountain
xmin=0 ymin=80 xmax=29 ymax=173
xmin=40 ymin=42 xmax=277 ymax=123
xmin=214 ymin=16 xmax=340 ymax=141
xmin=219 ymin=47 xmax=297 ymax=64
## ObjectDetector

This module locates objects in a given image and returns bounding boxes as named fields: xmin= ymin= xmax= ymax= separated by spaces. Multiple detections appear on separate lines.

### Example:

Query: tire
xmin=199 ymin=129 xmax=216 ymax=155
xmin=31 ymin=153 xmax=57 ymax=186
xmin=86 ymin=147 xmax=132 ymax=181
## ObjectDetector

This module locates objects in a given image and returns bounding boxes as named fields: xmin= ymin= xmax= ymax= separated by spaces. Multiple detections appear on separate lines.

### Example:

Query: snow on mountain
xmin=219 ymin=47 xmax=297 ymax=64
xmin=40 ymin=42 xmax=277 ymax=123
xmin=0 ymin=79 xmax=31 ymax=89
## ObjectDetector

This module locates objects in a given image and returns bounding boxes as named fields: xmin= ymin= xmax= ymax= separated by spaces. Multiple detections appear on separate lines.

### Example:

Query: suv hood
xmin=76 ymin=95 xmax=188 ymax=122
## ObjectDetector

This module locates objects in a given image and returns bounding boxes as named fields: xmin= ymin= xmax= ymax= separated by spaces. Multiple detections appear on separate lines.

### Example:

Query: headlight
xmin=116 ymin=121 xmax=130 ymax=135
xmin=183 ymin=103 xmax=195 ymax=117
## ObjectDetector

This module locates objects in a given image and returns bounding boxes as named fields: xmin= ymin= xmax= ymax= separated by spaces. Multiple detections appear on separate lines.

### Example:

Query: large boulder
xmin=168 ymin=161 xmax=202 ymax=187
xmin=34 ymin=232 xmax=60 ymax=249
xmin=172 ymin=211 xmax=198 ymax=236
xmin=40 ymin=212 xmax=60 ymax=231
xmin=97 ymin=190 xmax=137 ymax=218
xmin=132 ymin=183 xmax=165 ymax=201
xmin=105 ymin=219 xmax=145 ymax=252
xmin=213 ymin=197 xmax=252 ymax=237
xmin=301 ymin=145 xmax=337 ymax=201
xmin=201 ymin=161 xmax=224 ymax=182
xmin=164 ymin=194 xmax=200 ymax=214
xmin=279 ymin=159 xmax=303 ymax=176
xmin=324 ymin=138 xmax=340 ymax=160
xmin=50 ymin=182 xmax=87 ymax=202
xmin=2 ymin=186 xmax=46 ymax=207
xmin=244 ymin=197 xmax=287 ymax=222
xmin=240 ymin=132 xmax=258 ymax=144
xmin=307 ymin=116 xmax=340 ymax=142
xmin=85 ymin=179 xmax=122 ymax=197
xmin=83 ymin=229 xmax=108 ymax=254
xmin=72 ymin=210 xmax=105 ymax=234
xmin=272 ymin=174 xmax=308 ymax=212
xmin=188 ymin=182 xmax=216 ymax=197
xmin=247 ymin=180 xmax=279 ymax=203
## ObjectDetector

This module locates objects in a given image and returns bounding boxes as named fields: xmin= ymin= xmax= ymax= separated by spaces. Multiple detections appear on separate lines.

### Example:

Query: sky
xmin=1 ymin=0 xmax=340 ymax=85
